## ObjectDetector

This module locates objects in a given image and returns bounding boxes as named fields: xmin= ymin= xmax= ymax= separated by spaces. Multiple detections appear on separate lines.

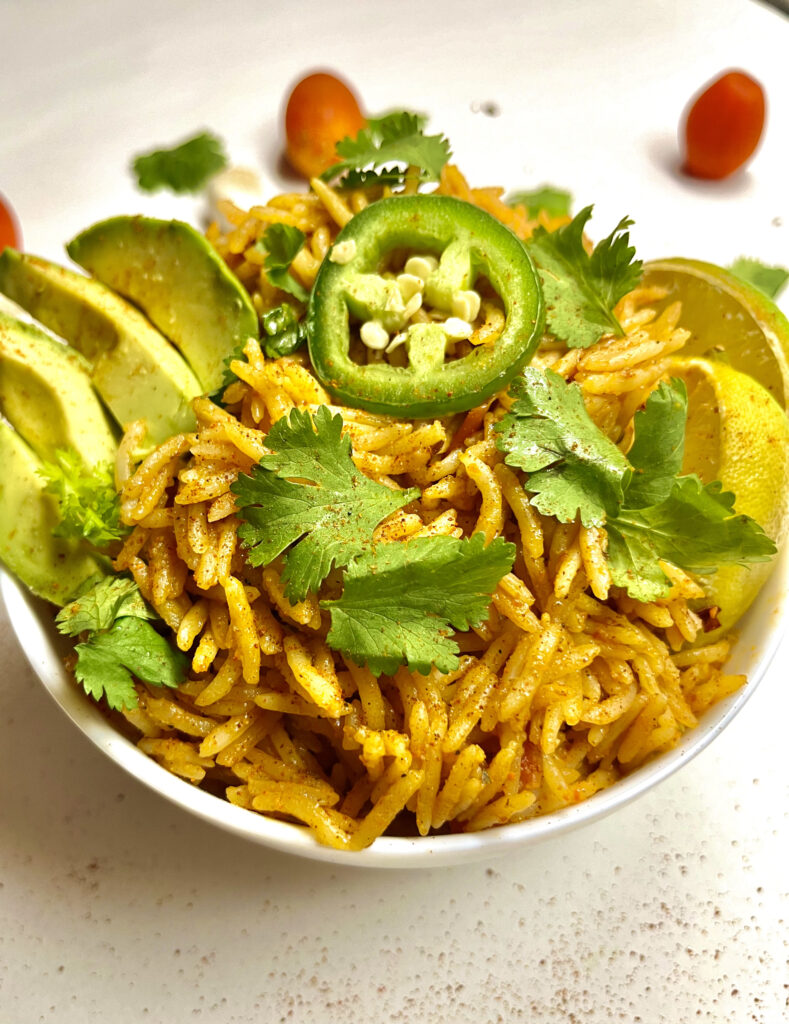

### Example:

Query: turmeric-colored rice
xmin=112 ymin=166 xmax=743 ymax=850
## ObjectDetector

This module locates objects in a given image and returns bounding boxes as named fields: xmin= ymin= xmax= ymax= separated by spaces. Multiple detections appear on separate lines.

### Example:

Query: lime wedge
xmin=644 ymin=258 xmax=789 ymax=409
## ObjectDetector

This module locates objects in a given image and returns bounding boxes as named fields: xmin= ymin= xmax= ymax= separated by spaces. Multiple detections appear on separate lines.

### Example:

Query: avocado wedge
xmin=0 ymin=250 xmax=201 ymax=443
xmin=67 ymin=216 xmax=259 ymax=392
xmin=0 ymin=311 xmax=117 ymax=466
xmin=0 ymin=423 xmax=101 ymax=604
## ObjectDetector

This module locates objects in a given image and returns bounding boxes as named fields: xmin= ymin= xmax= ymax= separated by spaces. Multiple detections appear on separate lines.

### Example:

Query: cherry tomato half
xmin=682 ymin=70 xmax=765 ymax=180
xmin=285 ymin=71 xmax=366 ymax=180
xmin=0 ymin=192 xmax=21 ymax=253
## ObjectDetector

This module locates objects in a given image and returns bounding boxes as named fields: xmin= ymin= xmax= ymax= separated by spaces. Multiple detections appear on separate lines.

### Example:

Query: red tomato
xmin=0 ymin=192 xmax=21 ymax=253
xmin=682 ymin=70 xmax=765 ymax=180
xmin=285 ymin=72 xmax=366 ymax=180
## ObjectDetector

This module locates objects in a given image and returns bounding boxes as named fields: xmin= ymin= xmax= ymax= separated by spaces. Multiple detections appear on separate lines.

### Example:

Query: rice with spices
xmin=113 ymin=166 xmax=743 ymax=850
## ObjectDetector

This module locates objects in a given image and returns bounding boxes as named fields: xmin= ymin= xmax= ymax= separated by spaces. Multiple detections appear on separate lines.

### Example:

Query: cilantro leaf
xmin=258 ymin=224 xmax=308 ymax=303
xmin=337 ymin=166 xmax=415 ymax=189
xmin=131 ymin=131 xmax=227 ymax=194
xmin=321 ymin=111 xmax=451 ymax=189
xmin=232 ymin=406 xmax=419 ymax=601
xmin=507 ymin=185 xmax=572 ymax=219
xmin=211 ymin=303 xmax=307 ymax=402
xmin=322 ymin=534 xmax=515 ymax=676
xmin=56 ymin=576 xmax=188 ymax=711
xmin=259 ymin=302 xmax=307 ymax=358
xmin=624 ymin=379 xmax=687 ymax=508
xmin=74 ymin=636 xmax=138 ymax=711
xmin=608 ymin=475 xmax=776 ymax=601
xmin=493 ymin=366 xmax=773 ymax=603
xmin=210 ymin=339 xmax=247 ymax=401
xmin=56 ymin=576 xmax=155 ymax=636
xmin=528 ymin=206 xmax=643 ymax=348
xmin=75 ymin=617 xmax=187 ymax=711
xmin=605 ymin=523 xmax=672 ymax=603
xmin=728 ymin=257 xmax=789 ymax=300
xmin=39 ymin=449 xmax=129 ymax=547
xmin=494 ymin=368 xmax=631 ymax=526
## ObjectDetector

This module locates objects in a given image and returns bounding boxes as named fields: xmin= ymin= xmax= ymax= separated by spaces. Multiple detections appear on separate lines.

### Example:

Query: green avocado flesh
xmin=68 ymin=216 xmax=259 ymax=392
xmin=0 ymin=311 xmax=117 ymax=466
xmin=0 ymin=249 xmax=200 ymax=443
xmin=0 ymin=423 xmax=101 ymax=605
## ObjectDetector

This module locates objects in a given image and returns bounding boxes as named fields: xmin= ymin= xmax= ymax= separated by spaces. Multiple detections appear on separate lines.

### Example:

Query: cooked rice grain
xmin=108 ymin=171 xmax=744 ymax=849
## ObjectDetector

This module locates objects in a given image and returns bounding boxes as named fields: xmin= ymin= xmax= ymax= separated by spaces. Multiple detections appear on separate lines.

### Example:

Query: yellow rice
xmin=110 ymin=166 xmax=743 ymax=850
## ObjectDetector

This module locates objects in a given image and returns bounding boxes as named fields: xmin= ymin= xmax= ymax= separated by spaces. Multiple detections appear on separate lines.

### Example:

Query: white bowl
xmin=2 ymin=542 xmax=786 ymax=869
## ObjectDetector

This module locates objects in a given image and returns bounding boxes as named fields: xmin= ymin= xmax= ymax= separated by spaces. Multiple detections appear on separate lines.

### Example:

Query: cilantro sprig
xmin=257 ymin=303 xmax=308 ymax=361
xmin=496 ymin=371 xmax=774 ymax=601
xmin=605 ymin=380 xmax=774 ymax=600
xmin=232 ymin=407 xmax=514 ymax=671
xmin=507 ymin=185 xmax=572 ymax=219
xmin=607 ymin=476 xmax=775 ymax=602
xmin=211 ymin=303 xmax=307 ymax=402
xmin=321 ymin=111 xmax=451 ymax=190
xmin=131 ymin=131 xmax=227 ymax=194
xmin=728 ymin=257 xmax=789 ymax=301
xmin=528 ymin=205 xmax=643 ymax=349
xmin=57 ymin=577 xmax=188 ymax=711
xmin=623 ymin=378 xmax=687 ymax=508
xmin=322 ymin=534 xmax=515 ymax=676
xmin=258 ymin=224 xmax=308 ymax=303
xmin=494 ymin=368 xmax=631 ymax=527
xmin=232 ymin=406 xmax=419 ymax=602
xmin=40 ymin=449 xmax=129 ymax=548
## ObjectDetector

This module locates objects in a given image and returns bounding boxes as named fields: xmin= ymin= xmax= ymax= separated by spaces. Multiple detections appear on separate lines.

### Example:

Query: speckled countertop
xmin=1 ymin=1 xmax=788 ymax=1021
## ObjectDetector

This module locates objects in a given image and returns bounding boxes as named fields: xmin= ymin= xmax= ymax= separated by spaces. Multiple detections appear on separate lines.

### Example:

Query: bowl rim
xmin=2 ymin=543 xmax=786 ymax=869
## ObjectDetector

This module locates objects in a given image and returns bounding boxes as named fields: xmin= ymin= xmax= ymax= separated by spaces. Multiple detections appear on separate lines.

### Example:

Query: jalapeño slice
xmin=307 ymin=195 xmax=544 ymax=418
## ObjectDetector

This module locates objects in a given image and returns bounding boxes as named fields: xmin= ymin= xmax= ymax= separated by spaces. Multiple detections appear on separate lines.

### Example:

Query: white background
xmin=1 ymin=1 xmax=788 ymax=1021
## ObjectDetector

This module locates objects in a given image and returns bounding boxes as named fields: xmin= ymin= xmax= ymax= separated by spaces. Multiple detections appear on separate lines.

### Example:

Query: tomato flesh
xmin=682 ymin=70 xmax=765 ymax=180
xmin=285 ymin=72 xmax=365 ymax=180
xmin=0 ymin=193 xmax=21 ymax=253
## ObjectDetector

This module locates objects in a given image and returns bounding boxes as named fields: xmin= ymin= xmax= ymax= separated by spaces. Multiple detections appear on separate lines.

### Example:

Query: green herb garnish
xmin=40 ymin=449 xmax=129 ymax=547
xmin=507 ymin=185 xmax=572 ymax=219
xmin=322 ymin=534 xmax=515 ymax=676
xmin=258 ymin=224 xmax=308 ymax=303
xmin=322 ymin=111 xmax=451 ymax=189
xmin=494 ymin=368 xmax=631 ymax=527
xmin=260 ymin=303 xmax=308 ymax=358
xmin=57 ymin=576 xmax=154 ymax=634
xmin=56 ymin=577 xmax=188 ymax=711
xmin=607 ymin=476 xmax=775 ymax=602
xmin=496 ymin=369 xmax=774 ymax=601
xmin=528 ymin=206 xmax=643 ymax=349
xmin=211 ymin=303 xmax=307 ymax=402
xmin=624 ymin=379 xmax=687 ymax=508
xmin=606 ymin=379 xmax=775 ymax=599
xmin=131 ymin=131 xmax=227 ymax=194
xmin=232 ymin=406 xmax=419 ymax=602
xmin=232 ymin=406 xmax=514 ymax=671
xmin=728 ymin=257 xmax=789 ymax=300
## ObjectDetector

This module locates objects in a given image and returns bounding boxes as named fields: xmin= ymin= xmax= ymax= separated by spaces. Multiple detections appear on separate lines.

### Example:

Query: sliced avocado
xmin=0 ymin=423 xmax=101 ymax=604
xmin=0 ymin=311 xmax=117 ymax=466
xmin=0 ymin=249 xmax=201 ymax=444
xmin=67 ymin=216 xmax=259 ymax=392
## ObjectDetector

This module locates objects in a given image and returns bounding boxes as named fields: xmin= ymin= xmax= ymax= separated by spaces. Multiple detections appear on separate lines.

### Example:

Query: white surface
xmin=1 ymin=0 xmax=788 ymax=1019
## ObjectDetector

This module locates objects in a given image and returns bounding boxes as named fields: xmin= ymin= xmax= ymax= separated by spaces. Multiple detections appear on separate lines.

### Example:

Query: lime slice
xmin=643 ymin=258 xmax=789 ymax=409
xmin=670 ymin=356 xmax=789 ymax=636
